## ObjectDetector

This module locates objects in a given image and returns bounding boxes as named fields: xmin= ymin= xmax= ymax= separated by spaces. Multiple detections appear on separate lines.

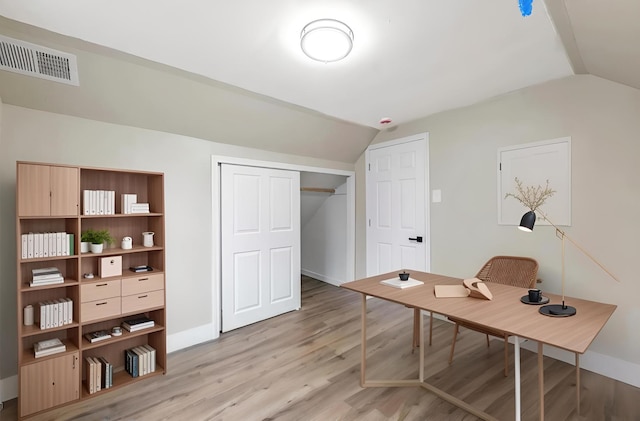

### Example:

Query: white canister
xmin=121 ymin=236 xmax=133 ymax=250
xmin=142 ymin=232 xmax=155 ymax=247
xmin=24 ymin=305 xmax=34 ymax=326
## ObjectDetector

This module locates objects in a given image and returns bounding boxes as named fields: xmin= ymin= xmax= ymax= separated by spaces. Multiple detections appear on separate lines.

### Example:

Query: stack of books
xmin=34 ymin=338 xmax=66 ymax=358
xmin=130 ymin=203 xmax=150 ymax=214
xmin=125 ymin=345 xmax=156 ymax=378
xmin=84 ymin=330 xmax=112 ymax=343
xmin=85 ymin=356 xmax=113 ymax=394
xmin=122 ymin=316 xmax=154 ymax=332
xmin=31 ymin=267 xmax=64 ymax=287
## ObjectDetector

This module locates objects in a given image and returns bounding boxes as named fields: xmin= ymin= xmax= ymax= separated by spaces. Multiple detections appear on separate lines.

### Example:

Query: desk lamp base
xmin=539 ymin=303 xmax=576 ymax=317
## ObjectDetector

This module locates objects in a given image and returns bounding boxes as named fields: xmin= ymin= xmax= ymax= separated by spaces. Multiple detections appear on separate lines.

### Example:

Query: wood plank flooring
xmin=2 ymin=276 xmax=639 ymax=420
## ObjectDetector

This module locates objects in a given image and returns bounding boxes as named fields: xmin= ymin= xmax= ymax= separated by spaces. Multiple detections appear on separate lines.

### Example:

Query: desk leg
xmin=514 ymin=336 xmax=521 ymax=421
xmin=576 ymin=353 xmax=580 ymax=415
xmin=538 ymin=342 xmax=544 ymax=421
xmin=419 ymin=308 xmax=424 ymax=382
xmin=361 ymin=294 xmax=367 ymax=387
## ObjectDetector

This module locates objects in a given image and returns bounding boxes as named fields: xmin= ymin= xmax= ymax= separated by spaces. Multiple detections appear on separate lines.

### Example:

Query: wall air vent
xmin=0 ymin=34 xmax=79 ymax=86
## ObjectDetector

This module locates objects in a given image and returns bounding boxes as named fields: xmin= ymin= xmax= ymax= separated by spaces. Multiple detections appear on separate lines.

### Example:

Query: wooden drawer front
xmin=122 ymin=289 xmax=164 ymax=314
xmin=81 ymin=297 xmax=121 ymax=322
xmin=81 ymin=279 xmax=121 ymax=303
xmin=121 ymin=273 xmax=164 ymax=296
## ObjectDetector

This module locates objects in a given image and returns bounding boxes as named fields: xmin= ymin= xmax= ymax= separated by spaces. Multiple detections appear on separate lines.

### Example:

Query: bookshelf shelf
xmin=81 ymin=213 xmax=163 ymax=219
xmin=16 ymin=161 xmax=166 ymax=419
xmin=82 ymin=324 xmax=164 ymax=350
xmin=21 ymin=340 xmax=79 ymax=365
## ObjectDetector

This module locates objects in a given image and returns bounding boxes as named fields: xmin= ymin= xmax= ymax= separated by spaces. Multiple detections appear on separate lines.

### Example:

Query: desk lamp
xmin=519 ymin=210 xmax=620 ymax=317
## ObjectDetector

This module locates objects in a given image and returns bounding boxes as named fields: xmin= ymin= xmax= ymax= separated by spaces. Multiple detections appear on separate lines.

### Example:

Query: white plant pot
xmin=80 ymin=242 xmax=90 ymax=253
xmin=90 ymin=243 xmax=104 ymax=253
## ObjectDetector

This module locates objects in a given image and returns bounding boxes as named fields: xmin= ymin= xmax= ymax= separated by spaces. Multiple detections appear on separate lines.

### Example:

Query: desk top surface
xmin=341 ymin=270 xmax=616 ymax=354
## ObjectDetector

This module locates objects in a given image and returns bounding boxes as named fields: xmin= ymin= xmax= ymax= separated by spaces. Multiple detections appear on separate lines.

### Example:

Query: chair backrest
xmin=475 ymin=256 xmax=538 ymax=289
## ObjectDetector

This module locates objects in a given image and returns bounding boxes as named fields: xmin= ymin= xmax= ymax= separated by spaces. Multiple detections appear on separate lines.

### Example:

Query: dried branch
xmin=505 ymin=177 xmax=555 ymax=212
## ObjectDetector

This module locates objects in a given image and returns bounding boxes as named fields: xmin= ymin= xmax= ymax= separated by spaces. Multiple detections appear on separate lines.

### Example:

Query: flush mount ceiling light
xmin=300 ymin=19 xmax=354 ymax=63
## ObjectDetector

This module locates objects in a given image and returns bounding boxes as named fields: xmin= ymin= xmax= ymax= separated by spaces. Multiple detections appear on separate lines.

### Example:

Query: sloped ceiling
xmin=0 ymin=1 xmax=638 ymax=164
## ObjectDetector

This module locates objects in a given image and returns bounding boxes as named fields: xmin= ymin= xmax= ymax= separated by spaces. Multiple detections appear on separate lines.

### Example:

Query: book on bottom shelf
xmin=124 ymin=345 xmax=156 ymax=378
xmin=85 ymin=357 xmax=95 ymax=394
xmin=86 ymin=356 xmax=113 ymax=393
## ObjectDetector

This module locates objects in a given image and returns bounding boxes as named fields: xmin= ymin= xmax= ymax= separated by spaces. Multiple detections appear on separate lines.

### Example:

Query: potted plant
xmin=81 ymin=229 xmax=114 ymax=253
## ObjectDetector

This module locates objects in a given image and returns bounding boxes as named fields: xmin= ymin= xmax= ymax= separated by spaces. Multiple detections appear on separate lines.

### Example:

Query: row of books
xmin=125 ymin=345 xmax=157 ymax=378
xmin=122 ymin=193 xmax=150 ymax=214
xmin=122 ymin=316 xmax=155 ymax=332
xmin=34 ymin=338 xmax=66 ymax=358
xmin=21 ymin=232 xmax=74 ymax=260
xmin=31 ymin=267 xmax=64 ymax=287
xmin=85 ymin=356 xmax=113 ymax=394
xmin=38 ymin=298 xmax=74 ymax=329
xmin=83 ymin=190 xmax=116 ymax=215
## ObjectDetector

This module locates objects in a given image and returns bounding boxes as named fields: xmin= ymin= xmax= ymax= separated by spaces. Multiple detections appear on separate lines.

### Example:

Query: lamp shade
xmin=518 ymin=210 xmax=536 ymax=232
xmin=300 ymin=19 xmax=354 ymax=62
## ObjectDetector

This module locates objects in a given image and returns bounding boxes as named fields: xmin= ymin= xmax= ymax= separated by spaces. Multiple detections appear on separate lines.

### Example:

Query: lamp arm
xmin=538 ymin=211 xmax=620 ymax=283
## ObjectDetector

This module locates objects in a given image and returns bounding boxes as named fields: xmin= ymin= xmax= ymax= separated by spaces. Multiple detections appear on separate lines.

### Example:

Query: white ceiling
xmin=0 ymin=0 xmax=574 ymax=129
xmin=1 ymin=1 xmax=639 ymax=164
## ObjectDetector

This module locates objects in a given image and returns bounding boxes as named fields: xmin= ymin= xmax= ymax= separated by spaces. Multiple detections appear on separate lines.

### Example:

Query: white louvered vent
xmin=0 ymin=34 xmax=79 ymax=86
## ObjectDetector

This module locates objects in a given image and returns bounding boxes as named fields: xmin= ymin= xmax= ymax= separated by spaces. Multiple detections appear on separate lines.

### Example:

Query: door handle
xmin=409 ymin=236 xmax=423 ymax=243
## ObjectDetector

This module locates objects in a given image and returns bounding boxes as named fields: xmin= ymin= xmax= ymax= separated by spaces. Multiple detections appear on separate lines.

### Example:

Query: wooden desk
xmin=341 ymin=270 xmax=616 ymax=421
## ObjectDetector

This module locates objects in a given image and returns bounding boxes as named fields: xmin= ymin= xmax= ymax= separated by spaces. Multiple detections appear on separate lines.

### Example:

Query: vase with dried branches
xmin=505 ymin=177 xmax=555 ymax=212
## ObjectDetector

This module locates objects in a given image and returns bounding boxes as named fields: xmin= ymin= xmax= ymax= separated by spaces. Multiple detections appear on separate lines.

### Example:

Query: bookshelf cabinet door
xmin=50 ymin=166 xmax=79 ymax=216
xmin=20 ymin=352 xmax=80 ymax=417
xmin=17 ymin=163 xmax=51 ymax=216
xmin=17 ymin=163 xmax=78 ymax=216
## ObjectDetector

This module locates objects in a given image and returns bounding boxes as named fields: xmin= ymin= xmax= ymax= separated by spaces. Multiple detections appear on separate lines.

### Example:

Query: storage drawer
xmin=122 ymin=289 xmax=164 ymax=314
xmin=121 ymin=273 xmax=164 ymax=296
xmin=81 ymin=297 xmax=121 ymax=322
xmin=81 ymin=279 xmax=121 ymax=303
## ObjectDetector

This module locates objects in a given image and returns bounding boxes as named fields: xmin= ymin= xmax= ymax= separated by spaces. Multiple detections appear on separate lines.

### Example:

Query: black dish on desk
xmin=520 ymin=295 xmax=550 ymax=305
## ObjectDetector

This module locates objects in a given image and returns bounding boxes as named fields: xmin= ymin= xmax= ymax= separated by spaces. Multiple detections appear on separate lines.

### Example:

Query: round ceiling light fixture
xmin=300 ymin=19 xmax=354 ymax=63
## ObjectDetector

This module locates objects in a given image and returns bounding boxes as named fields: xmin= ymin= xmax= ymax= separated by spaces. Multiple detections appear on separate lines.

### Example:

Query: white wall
xmin=362 ymin=75 xmax=640 ymax=387
xmin=301 ymin=182 xmax=348 ymax=285
xmin=0 ymin=103 xmax=354 ymax=400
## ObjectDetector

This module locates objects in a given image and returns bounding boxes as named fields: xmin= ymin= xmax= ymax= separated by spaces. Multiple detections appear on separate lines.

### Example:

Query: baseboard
xmin=0 ymin=375 xmax=17 ymax=403
xmin=516 ymin=339 xmax=640 ymax=388
xmin=301 ymin=269 xmax=342 ymax=286
xmin=167 ymin=322 xmax=218 ymax=354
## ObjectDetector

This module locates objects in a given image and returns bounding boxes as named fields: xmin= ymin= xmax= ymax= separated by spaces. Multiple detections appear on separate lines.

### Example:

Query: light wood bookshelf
xmin=16 ymin=162 xmax=166 ymax=418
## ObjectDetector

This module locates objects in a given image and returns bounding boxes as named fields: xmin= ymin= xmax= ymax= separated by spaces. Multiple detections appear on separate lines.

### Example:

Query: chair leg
xmin=503 ymin=334 xmax=509 ymax=377
xmin=449 ymin=324 xmax=459 ymax=365
xmin=412 ymin=308 xmax=420 ymax=352
xmin=486 ymin=334 xmax=490 ymax=347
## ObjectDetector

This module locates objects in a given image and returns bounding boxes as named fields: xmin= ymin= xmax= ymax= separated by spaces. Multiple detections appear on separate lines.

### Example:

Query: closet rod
xmin=300 ymin=187 xmax=335 ymax=194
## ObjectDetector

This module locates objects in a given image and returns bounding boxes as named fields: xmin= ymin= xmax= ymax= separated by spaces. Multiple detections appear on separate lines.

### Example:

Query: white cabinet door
xmin=366 ymin=135 xmax=428 ymax=275
xmin=221 ymin=164 xmax=300 ymax=332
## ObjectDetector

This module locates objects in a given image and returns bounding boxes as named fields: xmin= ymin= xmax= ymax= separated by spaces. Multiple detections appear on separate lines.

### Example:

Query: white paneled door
xmin=366 ymin=135 xmax=428 ymax=276
xmin=221 ymin=164 xmax=301 ymax=332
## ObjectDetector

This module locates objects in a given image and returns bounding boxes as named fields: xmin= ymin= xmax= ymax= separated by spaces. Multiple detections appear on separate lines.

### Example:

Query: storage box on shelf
xmin=16 ymin=161 xmax=166 ymax=419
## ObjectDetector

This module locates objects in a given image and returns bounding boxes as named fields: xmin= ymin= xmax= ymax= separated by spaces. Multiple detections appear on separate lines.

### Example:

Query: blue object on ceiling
xmin=519 ymin=0 xmax=533 ymax=16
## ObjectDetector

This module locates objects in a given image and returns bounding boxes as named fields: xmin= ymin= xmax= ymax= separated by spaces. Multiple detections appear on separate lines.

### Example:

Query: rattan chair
xmin=448 ymin=255 xmax=539 ymax=376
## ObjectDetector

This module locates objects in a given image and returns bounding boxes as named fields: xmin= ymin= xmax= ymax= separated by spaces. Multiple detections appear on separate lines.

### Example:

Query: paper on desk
xmin=380 ymin=278 xmax=424 ymax=289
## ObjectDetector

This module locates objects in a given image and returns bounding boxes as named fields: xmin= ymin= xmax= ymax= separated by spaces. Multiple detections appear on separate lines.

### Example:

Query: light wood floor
xmin=3 ymin=276 xmax=639 ymax=420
